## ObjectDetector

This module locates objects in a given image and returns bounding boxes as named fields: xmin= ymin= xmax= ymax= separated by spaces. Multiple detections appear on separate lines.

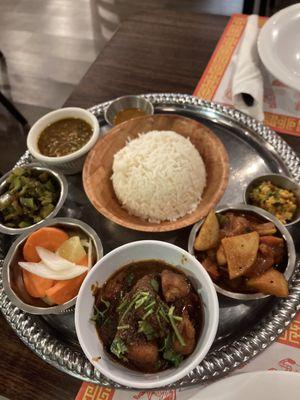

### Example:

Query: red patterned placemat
xmin=194 ymin=14 xmax=300 ymax=137
xmin=75 ymin=313 xmax=300 ymax=399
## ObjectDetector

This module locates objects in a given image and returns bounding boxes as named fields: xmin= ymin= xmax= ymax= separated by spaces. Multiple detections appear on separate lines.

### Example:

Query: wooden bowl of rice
xmin=83 ymin=114 xmax=229 ymax=232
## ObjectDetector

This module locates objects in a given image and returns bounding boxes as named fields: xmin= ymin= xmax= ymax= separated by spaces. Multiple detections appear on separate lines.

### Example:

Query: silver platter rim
xmin=0 ymin=93 xmax=300 ymax=389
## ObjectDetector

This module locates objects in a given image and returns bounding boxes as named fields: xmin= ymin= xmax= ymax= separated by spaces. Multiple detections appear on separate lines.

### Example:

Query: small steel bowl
xmin=2 ymin=217 xmax=103 ymax=314
xmin=188 ymin=204 xmax=296 ymax=301
xmin=104 ymin=95 xmax=154 ymax=126
xmin=0 ymin=163 xmax=68 ymax=235
xmin=244 ymin=174 xmax=300 ymax=226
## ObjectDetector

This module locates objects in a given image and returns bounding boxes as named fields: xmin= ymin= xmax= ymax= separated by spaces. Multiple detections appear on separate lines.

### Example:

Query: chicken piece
xmin=132 ymin=274 xmax=156 ymax=294
xmin=244 ymin=249 xmax=274 ymax=278
xmin=202 ymin=257 xmax=220 ymax=281
xmin=173 ymin=312 xmax=196 ymax=355
xmin=259 ymin=236 xmax=285 ymax=264
xmin=220 ymin=213 xmax=252 ymax=238
xmin=124 ymin=274 xmax=168 ymax=336
xmin=252 ymin=222 xmax=276 ymax=236
xmin=127 ymin=341 xmax=158 ymax=372
xmin=103 ymin=270 xmax=126 ymax=300
xmin=161 ymin=270 xmax=190 ymax=302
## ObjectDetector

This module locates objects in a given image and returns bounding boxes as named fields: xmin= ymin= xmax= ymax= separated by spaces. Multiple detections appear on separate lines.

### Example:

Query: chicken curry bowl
xmin=75 ymin=240 xmax=218 ymax=388
xmin=91 ymin=261 xmax=202 ymax=373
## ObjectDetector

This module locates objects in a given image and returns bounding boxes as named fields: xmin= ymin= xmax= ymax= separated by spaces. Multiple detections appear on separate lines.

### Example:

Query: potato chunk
xmin=222 ymin=231 xmax=259 ymax=279
xmin=246 ymin=268 xmax=288 ymax=297
xmin=194 ymin=210 xmax=220 ymax=251
xmin=216 ymin=244 xmax=227 ymax=266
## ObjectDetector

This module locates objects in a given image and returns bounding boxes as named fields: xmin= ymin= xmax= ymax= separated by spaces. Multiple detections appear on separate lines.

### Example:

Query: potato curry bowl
xmin=75 ymin=240 xmax=218 ymax=389
xmin=188 ymin=205 xmax=296 ymax=301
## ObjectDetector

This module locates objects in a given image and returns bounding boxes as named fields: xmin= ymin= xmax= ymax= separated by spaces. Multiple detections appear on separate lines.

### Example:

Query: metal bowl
xmin=244 ymin=173 xmax=300 ymax=226
xmin=104 ymin=95 xmax=154 ymax=126
xmin=188 ymin=204 xmax=296 ymax=301
xmin=0 ymin=163 xmax=68 ymax=235
xmin=2 ymin=217 xmax=103 ymax=314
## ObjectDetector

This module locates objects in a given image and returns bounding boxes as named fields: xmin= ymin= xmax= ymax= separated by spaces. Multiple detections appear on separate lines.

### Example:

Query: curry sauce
xmin=114 ymin=108 xmax=147 ymax=125
xmin=92 ymin=260 xmax=203 ymax=373
xmin=38 ymin=118 xmax=93 ymax=157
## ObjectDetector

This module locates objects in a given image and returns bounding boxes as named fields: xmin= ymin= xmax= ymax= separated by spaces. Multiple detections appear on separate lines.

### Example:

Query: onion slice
xmin=36 ymin=246 xmax=76 ymax=271
xmin=18 ymin=261 xmax=88 ymax=280
xmin=87 ymin=239 xmax=92 ymax=270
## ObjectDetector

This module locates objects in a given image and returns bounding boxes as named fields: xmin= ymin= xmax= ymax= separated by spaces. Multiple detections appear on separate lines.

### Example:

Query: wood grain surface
xmin=5 ymin=7 xmax=300 ymax=400
xmin=65 ymin=11 xmax=228 ymax=108
xmin=83 ymin=114 xmax=229 ymax=231
xmin=0 ymin=10 xmax=230 ymax=400
xmin=0 ymin=315 xmax=80 ymax=400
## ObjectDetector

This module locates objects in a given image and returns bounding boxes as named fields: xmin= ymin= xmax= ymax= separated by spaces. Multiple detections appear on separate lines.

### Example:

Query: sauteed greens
xmin=0 ymin=167 xmax=59 ymax=228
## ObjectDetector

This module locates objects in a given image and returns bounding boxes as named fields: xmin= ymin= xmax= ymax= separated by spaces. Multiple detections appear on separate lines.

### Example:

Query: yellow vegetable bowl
xmin=244 ymin=174 xmax=300 ymax=226
xmin=2 ymin=218 xmax=103 ymax=314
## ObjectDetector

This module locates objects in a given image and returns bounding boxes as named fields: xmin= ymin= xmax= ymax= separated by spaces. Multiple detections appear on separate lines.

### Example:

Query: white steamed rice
xmin=111 ymin=130 xmax=206 ymax=222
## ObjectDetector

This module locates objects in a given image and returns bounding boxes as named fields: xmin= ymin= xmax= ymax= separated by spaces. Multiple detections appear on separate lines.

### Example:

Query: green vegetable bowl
xmin=75 ymin=240 xmax=219 ymax=389
xmin=0 ymin=164 xmax=68 ymax=235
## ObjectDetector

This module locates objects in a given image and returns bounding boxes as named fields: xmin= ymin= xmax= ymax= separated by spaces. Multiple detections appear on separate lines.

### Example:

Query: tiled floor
xmin=0 ymin=0 xmax=244 ymax=126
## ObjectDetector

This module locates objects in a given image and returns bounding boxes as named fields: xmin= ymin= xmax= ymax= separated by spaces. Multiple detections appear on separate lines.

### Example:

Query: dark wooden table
xmin=0 ymin=9 xmax=299 ymax=400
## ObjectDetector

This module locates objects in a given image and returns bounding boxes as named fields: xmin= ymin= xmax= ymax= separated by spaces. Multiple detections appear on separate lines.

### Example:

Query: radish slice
xmin=87 ymin=239 xmax=92 ymax=270
xmin=18 ymin=261 xmax=87 ymax=280
xmin=36 ymin=246 xmax=75 ymax=271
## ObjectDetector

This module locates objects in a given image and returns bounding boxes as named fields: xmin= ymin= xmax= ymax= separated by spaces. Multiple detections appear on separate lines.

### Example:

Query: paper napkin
xmin=232 ymin=15 xmax=264 ymax=121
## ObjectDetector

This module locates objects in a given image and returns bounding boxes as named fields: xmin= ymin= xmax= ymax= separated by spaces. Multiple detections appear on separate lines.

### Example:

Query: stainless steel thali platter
xmin=0 ymin=93 xmax=300 ymax=388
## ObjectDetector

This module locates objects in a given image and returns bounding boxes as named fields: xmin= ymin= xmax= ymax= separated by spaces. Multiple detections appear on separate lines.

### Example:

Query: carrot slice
xmin=23 ymin=227 xmax=69 ymax=262
xmin=22 ymin=269 xmax=55 ymax=298
xmin=45 ymin=255 xmax=88 ymax=305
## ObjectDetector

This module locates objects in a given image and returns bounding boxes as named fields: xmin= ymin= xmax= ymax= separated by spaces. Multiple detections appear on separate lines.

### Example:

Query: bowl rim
xmin=27 ymin=107 xmax=100 ymax=163
xmin=75 ymin=239 xmax=219 ymax=388
xmin=104 ymin=95 xmax=154 ymax=126
xmin=0 ymin=163 xmax=68 ymax=235
xmin=243 ymin=173 xmax=300 ymax=226
xmin=188 ymin=203 xmax=296 ymax=301
xmin=83 ymin=113 xmax=230 ymax=232
xmin=2 ymin=217 xmax=103 ymax=315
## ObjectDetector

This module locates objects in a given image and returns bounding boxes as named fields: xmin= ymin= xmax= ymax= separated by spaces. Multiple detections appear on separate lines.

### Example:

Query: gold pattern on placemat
xmin=278 ymin=313 xmax=300 ymax=349
xmin=193 ymin=14 xmax=247 ymax=100
xmin=132 ymin=390 xmax=176 ymax=400
xmin=76 ymin=383 xmax=115 ymax=400
xmin=264 ymin=113 xmax=300 ymax=137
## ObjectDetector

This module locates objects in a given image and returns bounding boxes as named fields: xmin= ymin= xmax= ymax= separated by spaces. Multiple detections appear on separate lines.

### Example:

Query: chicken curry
xmin=92 ymin=260 xmax=202 ymax=372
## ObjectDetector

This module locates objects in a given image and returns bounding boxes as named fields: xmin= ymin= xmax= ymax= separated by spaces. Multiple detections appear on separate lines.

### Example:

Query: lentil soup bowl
xmin=27 ymin=107 xmax=100 ymax=174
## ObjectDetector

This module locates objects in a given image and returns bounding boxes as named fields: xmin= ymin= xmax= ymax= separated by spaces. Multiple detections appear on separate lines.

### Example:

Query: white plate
xmin=187 ymin=371 xmax=300 ymax=400
xmin=258 ymin=4 xmax=300 ymax=91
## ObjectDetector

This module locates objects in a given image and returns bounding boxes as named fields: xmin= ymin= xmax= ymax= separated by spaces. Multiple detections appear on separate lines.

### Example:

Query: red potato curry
xmin=92 ymin=261 xmax=202 ymax=373
xmin=194 ymin=210 xmax=288 ymax=297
